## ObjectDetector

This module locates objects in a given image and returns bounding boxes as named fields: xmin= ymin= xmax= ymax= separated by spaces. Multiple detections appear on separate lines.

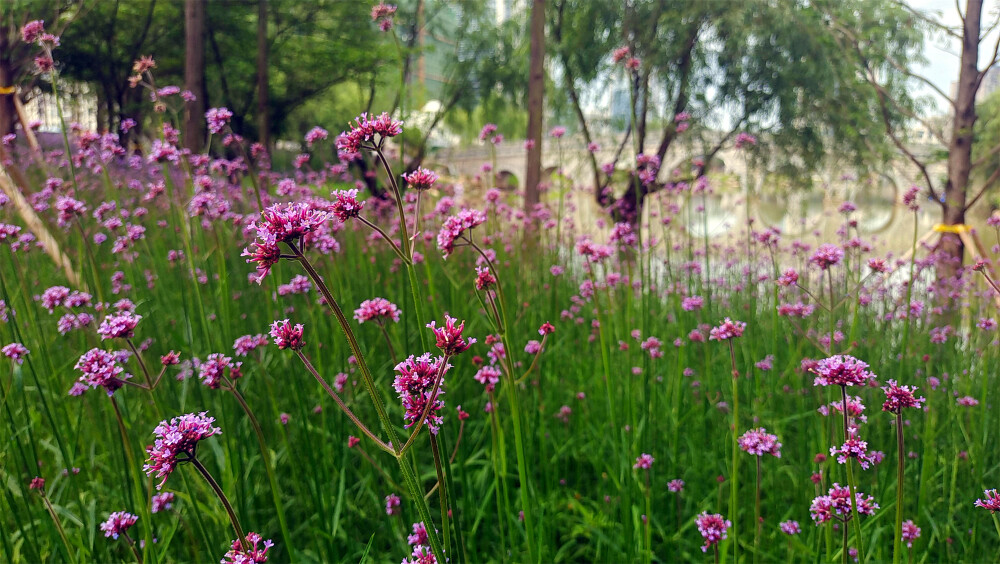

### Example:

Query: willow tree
xmin=550 ymin=0 xmax=921 ymax=224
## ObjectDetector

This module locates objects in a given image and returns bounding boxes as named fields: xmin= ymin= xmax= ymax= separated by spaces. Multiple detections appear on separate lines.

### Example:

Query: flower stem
xmin=893 ymin=410 xmax=904 ymax=564
xmin=228 ymin=383 xmax=295 ymax=561
xmin=40 ymin=492 xmax=76 ymax=564
xmin=430 ymin=434 xmax=453 ymax=560
xmin=190 ymin=456 xmax=246 ymax=552
xmin=841 ymin=386 xmax=864 ymax=563
xmin=728 ymin=339 xmax=740 ymax=564
xmin=122 ymin=532 xmax=143 ymax=564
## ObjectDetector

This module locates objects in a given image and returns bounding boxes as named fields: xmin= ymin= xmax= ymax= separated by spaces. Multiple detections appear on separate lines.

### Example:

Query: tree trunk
xmin=184 ymin=0 xmax=207 ymax=153
xmin=256 ymin=0 xmax=269 ymax=149
xmin=939 ymin=0 xmax=982 ymax=278
xmin=524 ymin=0 xmax=545 ymax=212
xmin=0 ymin=28 xmax=18 ymax=138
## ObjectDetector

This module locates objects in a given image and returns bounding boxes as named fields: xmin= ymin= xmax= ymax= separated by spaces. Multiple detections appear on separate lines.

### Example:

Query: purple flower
xmin=97 ymin=311 xmax=142 ymax=340
xmin=198 ymin=353 xmax=241 ymax=389
xmin=901 ymin=520 xmax=920 ymax=547
xmin=474 ymin=365 xmax=501 ymax=393
xmin=407 ymin=522 xmax=429 ymax=546
xmin=100 ymin=511 xmax=138 ymax=540
xmin=810 ymin=244 xmax=844 ymax=270
xmin=811 ymin=355 xmax=876 ymax=387
xmin=222 ymin=531 xmax=273 ymax=564
xmin=437 ymin=209 xmax=487 ymax=257
xmin=427 ymin=316 xmax=476 ymax=355
xmin=233 ymin=334 xmax=269 ymax=357
xmin=667 ymin=479 xmax=684 ymax=492
xmin=256 ymin=202 xmax=328 ymax=244
xmin=402 ymin=167 xmax=439 ymax=191
xmin=830 ymin=431 xmax=877 ymax=469
xmin=336 ymin=112 xmax=403 ymax=155
xmin=205 ymin=107 xmax=233 ymax=134
xmin=681 ymin=296 xmax=704 ymax=311
xmin=143 ymin=411 xmax=222 ymax=489
xmin=393 ymin=354 xmax=450 ymax=434
xmin=709 ymin=318 xmax=746 ymax=341
xmin=2 ymin=342 xmax=29 ymax=364
xmin=21 ymin=20 xmax=46 ymax=43
xmin=385 ymin=493 xmax=401 ymax=516
xmin=354 ymin=298 xmax=401 ymax=325
xmin=270 ymin=320 xmax=305 ymax=351
xmin=695 ymin=512 xmax=731 ymax=552
xmin=881 ymin=380 xmax=925 ymax=413
xmin=151 ymin=492 xmax=174 ymax=513
xmin=304 ymin=126 xmax=329 ymax=147
xmin=633 ymin=453 xmax=654 ymax=469
xmin=779 ymin=520 xmax=801 ymax=535
xmin=75 ymin=348 xmax=131 ymax=395
xmin=975 ymin=489 xmax=1000 ymax=512
xmin=330 ymin=189 xmax=365 ymax=221
xmin=810 ymin=483 xmax=878 ymax=524
xmin=738 ymin=428 xmax=782 ymax=458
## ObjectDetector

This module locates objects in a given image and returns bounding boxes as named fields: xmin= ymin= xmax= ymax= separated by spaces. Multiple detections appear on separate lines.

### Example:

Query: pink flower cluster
xmin=270 ymin=319 xmax=305 ymax=351
xmin=75 ymin=348 xmax=131 ymax=395
xmin=437 ymin=209 xmax=487 ymax=257
xmin=809 ymin=483 xmax=878 ymax=523
xmin=427 ymin=316 xmax=476 ymax=355
xmin=975 ymin=489 xmax=1000 ymax=512
xmin=738 ymin=428 xmax=782 ymax=458
xmin=97 ymin=311 xmax=142 ymax=339
xmin=2 ymin=342 xmax=29 ymax=364
xmin=100 ymin=511 xmax=138 ymax=540
xmin=829 ymin=431 xmax=877 ymax=469
xmin=354 ymin=298 xmax=401 ymax=324
xmin=143 ymin=411 xmax=222 ymax=489
xmin=336 ymin=112 xmax=403 ymax=156
xmin=393 ymin=354 xmax=451 ymax=434
xmin=402 ymin=167 xmax=439 ymax=191
xmin=709 ymin=318 xmax=746 ymax=341
xmin=811 ymin=355 xmax=876 ymax=387
xmin=695 ymin=512 xmax=731 ymax=552
xmin=198 ymin=353 xmax=242 ymax=389
xmin=881 ymin=380 xmax=926 ymax=413
xmin=233 ymin=334 xmax=269 ymax=356
xmin=222 ymin=531 xmax=274 ymax=564
xmin=633 ymin=453 xmax=654 ymax=469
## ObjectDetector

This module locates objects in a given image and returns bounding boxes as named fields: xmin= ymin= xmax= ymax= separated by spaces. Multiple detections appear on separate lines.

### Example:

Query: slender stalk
xmin=378 ymin=324 xmax=399 ymax=366
xmin=227 ymin=383 xmax=295 ymax=561
xmin=893 ymin=410 xmax=904 ymax=564
xmin=40 ymin=492 xmax=76 ymax=564
xmin=122 ymin=532 xmax=143 ymax=564
xmin=397 ymin=354 xmax=451 ymax=456
xmin=842 ymin=518 xmax=849 ymax=564
xmin=290 ymin=246 xmax=445 ymax=563
xmin=755 ymin=455 xmax=761 ymax=559
xmin=294 ymin=351 xmax=393 ymax=454
xmin=126 ymin=340 xmax=154 ymax=389
xmin=841 ymin=386 xmax=864 ymax=563
xmin=430 ymin=435 xmax=452 ymax=561
xmin=189 ymin=456 xmax=246 ymax=552
xmin=358 ymin=216 xmax=408 ymax=263
xmin=728 ymin=339 xmax=740 ymax=564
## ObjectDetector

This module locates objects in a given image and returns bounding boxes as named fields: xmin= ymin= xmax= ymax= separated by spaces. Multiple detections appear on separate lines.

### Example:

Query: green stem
xmin=841 ymin=386 xmax=864 ymax=563
xmin=893 ymin=410 xmax=904 ymax=564
xmin=40 ymin=493 xmax=76 ymax=564
xmin=189 ymin=456 xmax=246 ymax=552
xmin=729 ymin=339 xmax=740 ymax=564
xmin=430 ymin=435 xmax=452 ymax=560
xmin=228 ymin=384 xmax=295 ymax=561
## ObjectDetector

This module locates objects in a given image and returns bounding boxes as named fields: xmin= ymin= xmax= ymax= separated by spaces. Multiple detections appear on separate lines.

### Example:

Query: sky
xmin=911 ymin=0 xmax=1000 ymax=112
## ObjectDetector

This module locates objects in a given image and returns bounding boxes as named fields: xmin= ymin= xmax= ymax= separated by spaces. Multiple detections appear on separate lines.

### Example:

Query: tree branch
xmin=966 ymin=166 xmax=1000 ymax=211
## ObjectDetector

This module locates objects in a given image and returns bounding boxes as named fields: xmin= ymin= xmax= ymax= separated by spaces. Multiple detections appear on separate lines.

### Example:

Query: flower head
xmin=21 ymin=20 xmax=46 ymax=43
xmin=222 ymin=531 xmax=273 ymax=564
xmin=97 ymin=311 xmax=142 ymax=339
xmin=336 ymin=112 xmax=403 ymax=155
xmin=709 ymin=318 xmax=746 ymax=341
xmin=475 ymin=266 xmax=497 ymax=290
xmin=385 ymin=493 xmax=401 ymax=516
xmin=100 ymin=511 xmax=138 ymax=540
xmin=830 ymin=430 xmax=877 ymax=469
xmin=2 ymin=342 xmax=29 ymax=364
xmin=881 ymin=380 xmax=926 ymax=413
xmin=695 ymin=512 xmax=731 ymax=552
xmin=633 ymin=453 xmax=654 ymax=469
xmin=402 ymin=167 xmax=439 ymax=191
xmin=668 ymin=479 xmax=685 ymax=492
xmin=427 ymin=316 xmax=476 ymax=355
xmin=143 ymin=411 xmax=222 ymax=489
xmin=354 ymin=298 xmax=401 ymax=325
xmin=233 ymin=334 xmax=269 ymax=357
xmin=811 ymin=355 xmax=876 ymax=387
xmin=810 ymin=483 xmax=878 ymax=524
xmin=901 ymin=520 xmax=920 ymax=548
xmin=393 ymin=354 xmax=450 ymax=434
xmin=975 ymin=489 xmax=1000 ymax=512
xmin=738 ymin=428 xmax=782 ymax=458
xmin=437 ymin=209 xmax=487 ymax=257
xmin=198 ymin=353 xmax=241 ymax=389
xmin=151 ymin=491 xmax=175 ymax=513
xmin=810 ymin=244 xmax=844 ymax=270
xmin=330 ymin=189 xmax=365 ymax=221
xmin=242 ymin=240 xmax=281 ymax=284
xmin=205 ymin=107 xmax=233 ymax=134
xmin=270 ymin=320 xmax=305 ymax=351
xmin=75 ymin=348 xmax=132 ymax=395
xmin=257 ymin=202 xmax=328 ymax=244
xmin=780 ymin=521 xmax=801 ymax=535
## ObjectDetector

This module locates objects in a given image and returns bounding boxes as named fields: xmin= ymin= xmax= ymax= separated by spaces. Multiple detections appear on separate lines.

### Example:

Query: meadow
xmin=4 ymin=49 xmax=1000 ymax=564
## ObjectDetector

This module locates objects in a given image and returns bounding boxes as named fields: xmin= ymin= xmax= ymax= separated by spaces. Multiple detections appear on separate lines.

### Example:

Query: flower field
xmin=4 ymin=28 xmax=1000 ymax=564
